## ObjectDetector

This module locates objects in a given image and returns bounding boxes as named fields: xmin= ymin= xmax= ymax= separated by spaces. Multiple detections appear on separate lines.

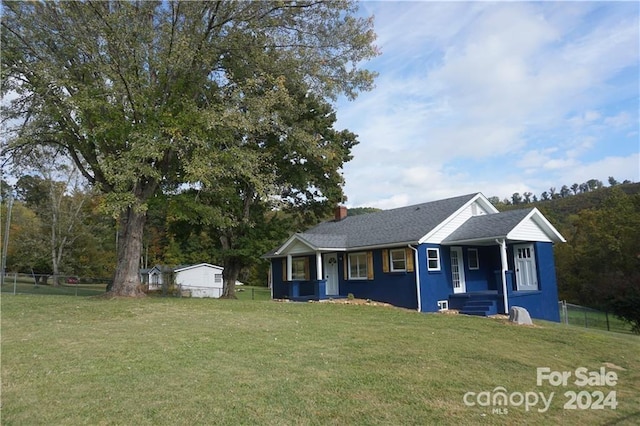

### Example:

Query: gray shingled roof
xmin=292 ymin=193 xmax=478 ymax=249
xmin=443 ymin=208 xmax=534 ymax=243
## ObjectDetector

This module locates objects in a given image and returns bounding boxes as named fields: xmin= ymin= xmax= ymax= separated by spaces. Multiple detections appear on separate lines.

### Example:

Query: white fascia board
xmin=533 ymin=208 xmax=566 ymax=242
xmin=346 ymin=240 xmax=419 ymax=252
xmin=441 ymin=237 xmax=506 ymax=246
xmin=475 ymin=193 xmax=500 ymax=214
xmin=174 ymin=263 xmax=223 ymax=272
xmin=419 ymin=193 xmax=496 ymax=244
xmin=274 ymin=233 xmax=318 ymax=255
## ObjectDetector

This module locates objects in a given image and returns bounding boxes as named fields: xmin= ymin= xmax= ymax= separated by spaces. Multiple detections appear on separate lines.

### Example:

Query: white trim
xmin=348 ymin=252 xmax=368 ymax=280
xmin=419 ymin=193 xmax=499 ymax=244
xmin=269 ymin=263 xmax=273 ymax=298
xmin=437 ymin=300 xmax=449 ymax=311
xmin=498 ymin=239 xmax=509 ymax=314
xmin=468 ymin=248 xmax=479 ymax=270
xmin=427 ymin=248 xmax=441 ymax=271
xmin=316 ymin=252 xmax=323 ymax=281
xmin=450 ymin=247 xmax=466 ymax=294
xmin=173 ymin=263 xmax=224 ymax=272
xmin=408 ymin=245 xmax=421 ymax=312
xmin=507 ymin=208 xmax=566 ymax=243
xmin=389 ymin=248 xmax=407 ymax=272
xmin=324 ymin=253 xmax=339 ymax=296
xmin=513 ymin=243 xmax=538 ymax=290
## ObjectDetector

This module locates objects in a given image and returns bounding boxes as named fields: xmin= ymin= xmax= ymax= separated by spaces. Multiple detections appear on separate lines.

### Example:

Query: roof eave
xmin=419 ymin=193 xmax=497 ymax=244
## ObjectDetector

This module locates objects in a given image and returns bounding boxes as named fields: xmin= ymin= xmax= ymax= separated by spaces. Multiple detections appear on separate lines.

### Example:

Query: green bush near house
xmin=2 ymin=295 xmax=638 ymax=425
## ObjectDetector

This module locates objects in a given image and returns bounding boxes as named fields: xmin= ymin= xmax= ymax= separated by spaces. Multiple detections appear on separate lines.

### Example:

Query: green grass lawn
xmin=2 ymin=295 xmax=639 ymax=425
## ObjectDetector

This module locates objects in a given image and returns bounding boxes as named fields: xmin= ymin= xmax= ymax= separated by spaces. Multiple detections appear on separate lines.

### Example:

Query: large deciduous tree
xmin=1 ymin=1 xmax=377 ymax=296
xmin=169 ymin=83 xmax=358 ymax=297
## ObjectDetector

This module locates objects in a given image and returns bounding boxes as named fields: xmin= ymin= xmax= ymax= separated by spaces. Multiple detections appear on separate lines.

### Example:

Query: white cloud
xmin=337 ymin=2 xmax=639 ymax=208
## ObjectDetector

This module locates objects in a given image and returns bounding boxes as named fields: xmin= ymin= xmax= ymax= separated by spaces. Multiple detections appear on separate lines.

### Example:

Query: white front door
xmin=514 ymin=244 xmax=538 ymax=290
xmin=324 ymin=253 xmax=339 ymax=295
xmin=450 ymin=247 xmax=466 ymax=294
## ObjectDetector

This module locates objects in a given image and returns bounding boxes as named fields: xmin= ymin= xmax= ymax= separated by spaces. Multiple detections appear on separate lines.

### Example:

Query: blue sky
xmin=335 ymin=1 xmax=640 ymax=209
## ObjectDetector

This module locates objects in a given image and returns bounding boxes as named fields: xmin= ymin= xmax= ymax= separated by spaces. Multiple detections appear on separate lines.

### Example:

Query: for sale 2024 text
xmin=537 ymin=367 xmax=618 ymax=410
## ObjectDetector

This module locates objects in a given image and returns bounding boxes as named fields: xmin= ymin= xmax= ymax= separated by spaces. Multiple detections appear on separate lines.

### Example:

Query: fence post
xmin=584 ymin=310 xmax=588 ymax=328
xmin=13 ymin=272 xmax=17 ymax=295
xmin=605 ymin=311 xmax=610 ymax=331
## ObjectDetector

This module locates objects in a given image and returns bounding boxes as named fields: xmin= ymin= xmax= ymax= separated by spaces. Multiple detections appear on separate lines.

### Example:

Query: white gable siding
xmin=286 ymin=240 xmax=314 ymax=254
xmin=427 ymin=202 xmax=482 ymax=243
xmin=508 ymin=218 xmax=553 ymax=242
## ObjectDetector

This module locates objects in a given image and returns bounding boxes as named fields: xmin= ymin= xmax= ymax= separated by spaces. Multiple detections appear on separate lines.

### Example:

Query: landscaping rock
xmin=509 ymin=306 xmax=533 ymax=325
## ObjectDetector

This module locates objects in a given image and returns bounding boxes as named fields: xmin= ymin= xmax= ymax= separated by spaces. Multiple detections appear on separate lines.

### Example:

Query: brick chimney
xmin=334 ymin=205 xmax=347 ymax=221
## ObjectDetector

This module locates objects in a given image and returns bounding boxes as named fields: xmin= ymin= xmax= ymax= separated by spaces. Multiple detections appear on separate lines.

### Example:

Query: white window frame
xmin=291 ymin=257 xmax=308 ymax=281
xmin=427 ymin=248 xmax=441 ymax=271
xmin=437 ymin=300 xmax=449 ymax=311
xmin=468 ymin=248 xmax=479 ymax=270
xmin=214 ymin=274 xmax=222 ymax=284
xmin=389 ymin=248 xmax=407 ymax=272
xmin=348 ymin=252 xmax=368 ymax=280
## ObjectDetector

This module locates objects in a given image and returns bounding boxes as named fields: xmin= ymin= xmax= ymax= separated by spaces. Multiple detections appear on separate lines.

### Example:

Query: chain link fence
xmin=1 ymin=272 xmax=109 ymax=296
xmin=558 ymin=300 xmax=634 ymax=334
xmin=1 ymin=272 xmax=271 ymax=300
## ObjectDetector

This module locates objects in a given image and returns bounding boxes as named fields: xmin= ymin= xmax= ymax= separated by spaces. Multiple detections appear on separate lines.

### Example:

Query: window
xmin=390 ymin=248 xmax=406 ymax=272
xmin=348 ymin=252 xmax=368 ymax=280
xmin=468 ymin=248 xmax=479 ymax=270
xmin=214 ymin=274 xmax=222 ymax=284
xmin=437 ymin=300 xmax=449 ymax=311
xmin=291 ymin=257 xmax=309 ymax=280
xmin=427 ymin=248 xmax=440 ymax=271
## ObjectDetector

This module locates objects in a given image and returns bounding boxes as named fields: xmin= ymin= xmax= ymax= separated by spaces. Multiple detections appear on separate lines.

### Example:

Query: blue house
xmin=265 ymin=193 xmax=566 ymax=322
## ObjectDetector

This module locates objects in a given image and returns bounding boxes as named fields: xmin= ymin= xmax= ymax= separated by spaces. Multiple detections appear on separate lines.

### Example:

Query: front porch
xmin=448 ymin=269 xmax=546 ymax=317
xmin=282 ymin=279 xmax=342 ymax=301
xmin=449 ymin=291 xmax=501 ymax=316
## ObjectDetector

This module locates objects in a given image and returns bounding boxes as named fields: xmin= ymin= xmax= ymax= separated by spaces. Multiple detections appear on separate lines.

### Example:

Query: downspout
xmin=496 ymin=239 xmax=509 ymax=314
xmin=409 ymin=245 xmax=421 ymax=312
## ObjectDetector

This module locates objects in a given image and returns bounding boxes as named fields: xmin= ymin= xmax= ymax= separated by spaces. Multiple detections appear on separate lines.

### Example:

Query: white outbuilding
xmin=174 ymin=263 xmax=225 ymax=298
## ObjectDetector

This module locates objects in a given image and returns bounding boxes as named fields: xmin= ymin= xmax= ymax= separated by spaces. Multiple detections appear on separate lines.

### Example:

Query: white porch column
xmin=286 ymin=254 xmax=293 ymax=281
xmin=316 ymin=252 xmax=323 ymax=280
xmin=498 ymin=239 xmax=509 ymax=314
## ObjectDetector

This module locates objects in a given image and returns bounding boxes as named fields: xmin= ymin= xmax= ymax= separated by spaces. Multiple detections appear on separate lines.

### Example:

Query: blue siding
xmin=271 ymin=255 xmax=317 ymax=299
xmin=500 ymin=242 xmax=560 ymax=322
xmin=417 ymin=244 xmax=452 ymax=312
xmin=271 ymin=241 xmax=560 ymax=322
xmin=340 ymin=249 xmax=418 ymax=310
xmin=463 ymin=246 xmax=499 ymax=292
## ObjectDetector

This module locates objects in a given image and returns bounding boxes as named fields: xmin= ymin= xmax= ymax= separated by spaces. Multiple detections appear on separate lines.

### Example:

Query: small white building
xmin=143 ymin=265 xmax=174 ymax=290
xmin=174 ymin=263 xmax=225 ymax=298
xmin=142 ymin=263 xmax=243 ymax=297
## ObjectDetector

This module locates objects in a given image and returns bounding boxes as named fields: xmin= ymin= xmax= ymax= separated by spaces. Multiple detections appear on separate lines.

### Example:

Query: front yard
xmin=2 ymin=295 xmax=638 ymax=425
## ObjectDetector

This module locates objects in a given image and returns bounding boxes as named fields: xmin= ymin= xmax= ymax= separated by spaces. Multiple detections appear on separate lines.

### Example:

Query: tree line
xmin=1 ymin=0 xmax=378 ymax=297
xmin=489 ymin=177 xmax=633 ymax=206
xmin=503 ymin=183 xmax=640 ymax=332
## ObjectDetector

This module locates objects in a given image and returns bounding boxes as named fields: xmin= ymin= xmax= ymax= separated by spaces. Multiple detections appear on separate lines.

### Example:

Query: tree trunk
xmin=107 ymin=207 xmax=147 ymax=297
xmin=221 ymin=256 xmax=241 ymax=299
